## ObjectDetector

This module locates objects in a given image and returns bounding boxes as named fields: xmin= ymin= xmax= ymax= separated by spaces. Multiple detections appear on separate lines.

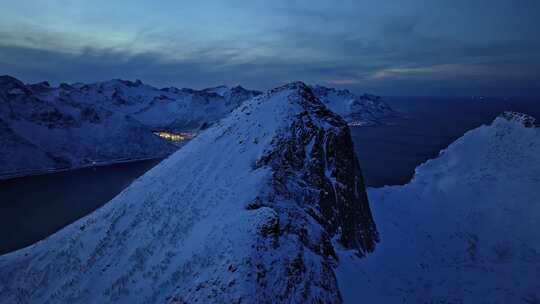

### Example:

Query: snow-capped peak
xmin=202 ymin=85 xmax=229 ymax=96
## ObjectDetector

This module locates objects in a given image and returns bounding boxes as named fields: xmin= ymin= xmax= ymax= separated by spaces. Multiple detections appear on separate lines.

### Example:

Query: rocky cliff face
xmin=255 ymin=84 xmax=378 ymax=255
xmin=0 ymin=82 xmax=377 ymax=303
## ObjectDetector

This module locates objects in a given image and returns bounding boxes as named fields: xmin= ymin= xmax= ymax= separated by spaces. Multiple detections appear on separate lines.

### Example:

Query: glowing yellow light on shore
xmin=153 ymin=131 xmax=195 ymax=142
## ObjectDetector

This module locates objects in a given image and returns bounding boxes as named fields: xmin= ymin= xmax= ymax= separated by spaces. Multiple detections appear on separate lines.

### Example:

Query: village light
xmin=153 ymin=131 xmax=196 ymax=142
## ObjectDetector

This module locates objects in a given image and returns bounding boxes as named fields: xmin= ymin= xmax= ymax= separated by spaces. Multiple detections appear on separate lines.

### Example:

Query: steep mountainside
xmin=0 ymin=76 xmax=177 ymax=178
xmin=337 ymin=111 xmax=540 ymax=302
xmin=0 ymin=82 xmax=378 ymax=303
xmin=0 ymin=118 xmax=56 ymax=175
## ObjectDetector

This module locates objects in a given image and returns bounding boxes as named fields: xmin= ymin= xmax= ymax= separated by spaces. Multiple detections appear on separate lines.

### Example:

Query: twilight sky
xmin=1 ymin=0 xmax=539 ymax=96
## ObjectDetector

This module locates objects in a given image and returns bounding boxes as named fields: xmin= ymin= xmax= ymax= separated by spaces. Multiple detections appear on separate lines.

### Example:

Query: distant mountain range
xmin=0 ymin=75 xmax=396 ymax=178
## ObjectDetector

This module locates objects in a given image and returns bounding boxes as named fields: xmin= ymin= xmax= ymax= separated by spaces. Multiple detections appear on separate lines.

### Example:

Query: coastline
xmin=0 ymin=155 xmax=170 ymax=181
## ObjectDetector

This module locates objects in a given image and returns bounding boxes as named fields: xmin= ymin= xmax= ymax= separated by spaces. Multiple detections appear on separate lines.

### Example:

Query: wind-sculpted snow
xmin=0 ymin=82 xmax=378 ymax=303
xmin=337 ymin=112 xmax=540 ymax=303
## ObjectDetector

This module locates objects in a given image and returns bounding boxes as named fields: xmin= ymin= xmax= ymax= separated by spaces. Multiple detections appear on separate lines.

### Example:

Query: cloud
xmin=1 ymin=1 xmax=539 ymax=96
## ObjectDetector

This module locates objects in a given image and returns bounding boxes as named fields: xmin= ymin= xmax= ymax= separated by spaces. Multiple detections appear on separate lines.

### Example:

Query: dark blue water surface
xmin=1 ymin=98 xmax=539 ymax=254
xmin=353 ymin=97 xmax=540 ymax=187
xmin=0 ymin=159 xmax=162 ymax=254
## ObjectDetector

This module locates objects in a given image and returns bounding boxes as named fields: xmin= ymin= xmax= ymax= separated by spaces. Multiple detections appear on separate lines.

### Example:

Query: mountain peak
xmin=0 ymin=82 xmax=377 ymax=303
xmin=231 ymin=84 xmax=245 ymax=90
xmin=0 ymin=75 xmax=25 ymax=88
xmin=254 ymin=83 xmax=378 ymax=253
xmin=102 ymin=78 xmax=146 ymax=88
xmin=272 ymin=80 xmax=309 ymax=92
xmin=0 ymin=75 xmax=31 ymax=96
xmin=32 ymin=81 xmax=50 ymax=87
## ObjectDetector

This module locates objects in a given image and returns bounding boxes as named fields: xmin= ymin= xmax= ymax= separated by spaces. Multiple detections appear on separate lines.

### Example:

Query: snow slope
xmin=337 ymin=111 xmax=540 ymax=303
xmin=0 ymin=82 xmax=378 ymax=303
xmin=0 ymin=118 xmax=56 ymax=175
xmin=0 ymin=76 xmax=177 ymax=179
xmin=311 ymin=85 xmax=396 ymax=126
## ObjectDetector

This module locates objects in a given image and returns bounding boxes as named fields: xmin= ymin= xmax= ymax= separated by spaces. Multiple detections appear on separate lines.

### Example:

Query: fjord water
xmin=0 ymin=159 xmax=162 ymax=254
xmin=1 ymin=98 xmax=539 ymax=254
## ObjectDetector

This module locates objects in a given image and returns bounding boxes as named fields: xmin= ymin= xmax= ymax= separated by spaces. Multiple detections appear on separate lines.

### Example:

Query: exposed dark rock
xmin=80 ymin=107 xmax=101 ymax=123
xmin=59 ymin=83 xmax=74 ymax=90
xmin=31 ymin=108 xmax=77 ymax=128
xmin=500 ymin=111 xmax=539 ymax=128
xmin=256 ymin=82 xmax=378 ymax=256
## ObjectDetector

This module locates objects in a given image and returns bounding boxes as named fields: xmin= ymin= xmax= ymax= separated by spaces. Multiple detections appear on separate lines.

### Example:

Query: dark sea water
xmin=353 ymin=98 xmax=540 ymax=187
xmin=1 ymin=98 xmax=539 ymax=254
xmin=0 ymin=159 xmax=161 ymax=254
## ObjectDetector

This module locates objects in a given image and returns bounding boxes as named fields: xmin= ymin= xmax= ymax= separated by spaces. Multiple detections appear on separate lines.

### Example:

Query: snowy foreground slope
xmin=0 ymin=82 xmax=378 ymax=303
xmin=337 ymin=111 xmax=540 ymax=303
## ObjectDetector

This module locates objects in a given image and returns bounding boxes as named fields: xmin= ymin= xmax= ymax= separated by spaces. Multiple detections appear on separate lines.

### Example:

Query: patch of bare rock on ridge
xmin=500 ymin=111 xmax=539 ymax=128
xmin=0 ymin=81 xmax=378 ymax=304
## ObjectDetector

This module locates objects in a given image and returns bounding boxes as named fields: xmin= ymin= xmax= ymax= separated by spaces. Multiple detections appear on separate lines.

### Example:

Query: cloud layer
xmin=1 ymin=0 xmax=539 ymax=96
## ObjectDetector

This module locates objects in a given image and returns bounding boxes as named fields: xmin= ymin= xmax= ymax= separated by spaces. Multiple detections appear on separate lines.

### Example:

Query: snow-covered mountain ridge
xmin=337 ymin=111 xmax=540 ymax=302
xmin=25 ymin=78 xmax=262 ymax=132
xmin=0 ymin=82 xmax=378 ymax=303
